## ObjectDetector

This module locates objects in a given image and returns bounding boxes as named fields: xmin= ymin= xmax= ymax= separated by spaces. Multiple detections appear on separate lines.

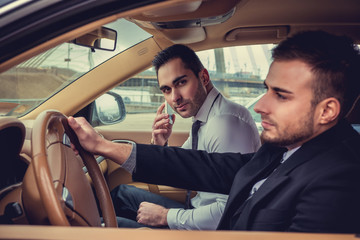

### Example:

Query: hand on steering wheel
xmin=23 ymin=110 xmax=117 ymax=227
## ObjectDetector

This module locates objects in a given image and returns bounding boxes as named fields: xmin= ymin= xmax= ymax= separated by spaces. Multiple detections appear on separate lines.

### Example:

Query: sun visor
xmin=161 ymin=28 xmax=206 ymax=44
xmin=226 ymin=26 xmax=289 ymax=43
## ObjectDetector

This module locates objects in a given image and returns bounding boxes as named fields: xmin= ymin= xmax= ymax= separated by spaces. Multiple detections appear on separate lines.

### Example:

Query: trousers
xmin=110 ymin=184 xmax=185 ymax=228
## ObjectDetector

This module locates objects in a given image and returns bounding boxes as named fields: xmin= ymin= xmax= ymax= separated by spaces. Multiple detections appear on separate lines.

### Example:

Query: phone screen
xmin=165 ymin=101 xmax=175 ymax=125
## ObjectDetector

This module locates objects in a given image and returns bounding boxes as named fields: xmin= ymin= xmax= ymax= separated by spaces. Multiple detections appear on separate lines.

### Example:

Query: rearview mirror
xmin=71 ymin=27 xmax=117 ymax=51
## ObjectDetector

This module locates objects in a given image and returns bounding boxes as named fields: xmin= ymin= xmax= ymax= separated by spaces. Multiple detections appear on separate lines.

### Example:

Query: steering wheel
xmin=23 ymin=110 xmax=117 ymax=227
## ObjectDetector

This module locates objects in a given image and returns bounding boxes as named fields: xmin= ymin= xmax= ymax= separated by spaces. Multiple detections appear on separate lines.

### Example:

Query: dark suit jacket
xmin=134 ymin=120 xmax=360 ymax=233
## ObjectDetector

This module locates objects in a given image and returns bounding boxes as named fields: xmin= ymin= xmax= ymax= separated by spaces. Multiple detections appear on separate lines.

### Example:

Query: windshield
xmin=0 ymin=18 xmax=152 ymax=117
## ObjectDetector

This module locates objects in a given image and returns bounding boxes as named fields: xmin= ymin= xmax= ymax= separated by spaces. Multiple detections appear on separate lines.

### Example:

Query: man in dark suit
xmin=68 ymin=31 xmax=360 ymax=233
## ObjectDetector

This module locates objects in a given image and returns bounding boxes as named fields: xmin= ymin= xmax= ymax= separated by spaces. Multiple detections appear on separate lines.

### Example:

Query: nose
xmin=253 ymin=93 xmax=268 ymax=115
xmin=171 ymin=88 xmax=181 ymax=103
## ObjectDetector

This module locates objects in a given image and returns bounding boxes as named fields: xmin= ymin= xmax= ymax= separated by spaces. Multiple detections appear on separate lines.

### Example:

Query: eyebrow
xmin=159 ymin=74 xmax=187 ymax=91
xmin=263 ymin=82 xmax=293 ymax=94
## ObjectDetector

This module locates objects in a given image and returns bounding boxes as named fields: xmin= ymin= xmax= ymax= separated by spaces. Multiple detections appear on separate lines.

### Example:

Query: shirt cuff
xmin=121 ymin=141 xmax=136 ymax=174
xmin=167 ymin=208 xmax=182 ymax=229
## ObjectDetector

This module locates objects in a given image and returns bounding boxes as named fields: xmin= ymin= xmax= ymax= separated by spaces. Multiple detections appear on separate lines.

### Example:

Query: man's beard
xmin=176 ymin=79 xmax=207 ymax=118
xmin=260 ymin=107 xmax=315 ymax=148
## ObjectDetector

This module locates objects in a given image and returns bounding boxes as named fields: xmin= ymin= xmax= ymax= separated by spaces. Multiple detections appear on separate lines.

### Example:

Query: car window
xmin=0 ymin=18 xmax=152 ymax=117
xmin=110 ymin=44 xmax=274 ymax=132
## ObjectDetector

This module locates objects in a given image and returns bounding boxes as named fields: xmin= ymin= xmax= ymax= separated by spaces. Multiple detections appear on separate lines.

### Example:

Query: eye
xmin=276 ymin=92 xmax=287 ymax=100
xmin=161 ymin=87 xmax=171 ymax=94
xmin=177 ymin=79 xmax=187 ymax=86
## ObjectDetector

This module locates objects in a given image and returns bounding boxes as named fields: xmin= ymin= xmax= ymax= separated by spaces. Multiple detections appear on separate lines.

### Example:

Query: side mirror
xmin=71 ymin=26 xmax=117 ymax=51
xmin=90 ymin=91 xmax=126 ymax=127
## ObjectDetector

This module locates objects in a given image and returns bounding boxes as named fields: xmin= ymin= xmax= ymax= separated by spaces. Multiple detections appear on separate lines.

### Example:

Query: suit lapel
xmin=236 ymin=176 xmax=289 ymax=229
xmin=218 ymin=144 xmax=286 ymax=229
xmin=232 ymin=132 xmax=336 ymax=230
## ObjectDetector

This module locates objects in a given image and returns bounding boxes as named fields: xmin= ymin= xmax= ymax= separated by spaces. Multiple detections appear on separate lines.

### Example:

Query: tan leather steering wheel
xmin=28 ymin=110 xmax=117 ymax=227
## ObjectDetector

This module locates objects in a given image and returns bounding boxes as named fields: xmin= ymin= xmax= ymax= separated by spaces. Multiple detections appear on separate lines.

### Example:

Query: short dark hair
xmin=272 ymin=31 xmax=360 ymax=119
xmin=152 ymin=44 xmax=204 ymax=77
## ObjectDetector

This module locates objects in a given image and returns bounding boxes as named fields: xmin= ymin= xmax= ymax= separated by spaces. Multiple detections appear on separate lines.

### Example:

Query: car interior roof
xmin=126 ymin=0 xmax=360 ymax=51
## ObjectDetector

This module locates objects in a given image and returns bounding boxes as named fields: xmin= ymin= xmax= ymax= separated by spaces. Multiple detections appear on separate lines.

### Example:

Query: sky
xmin=197 ymin=44 xmax=275 ymax=79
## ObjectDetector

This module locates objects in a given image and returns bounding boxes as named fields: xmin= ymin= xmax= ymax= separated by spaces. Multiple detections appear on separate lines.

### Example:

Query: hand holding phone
xmin=165 ymin=101 xmax=175 ymax=125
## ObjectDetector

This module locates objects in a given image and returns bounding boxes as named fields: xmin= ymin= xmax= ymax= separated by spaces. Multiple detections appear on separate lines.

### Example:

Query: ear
xmin=199 ymin=69 xmax=210 ymax=86
xmin=317 ymin=97 xmax=341 ymax=124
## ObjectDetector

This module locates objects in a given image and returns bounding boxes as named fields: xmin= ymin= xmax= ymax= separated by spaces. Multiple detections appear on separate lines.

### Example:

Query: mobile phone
xmin=165 ymin=101 xmax=175 ymax=125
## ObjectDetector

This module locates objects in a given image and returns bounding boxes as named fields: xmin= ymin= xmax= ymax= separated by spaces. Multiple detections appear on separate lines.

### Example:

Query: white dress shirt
xmin=166 ymin=87 xmax=261 ymax=230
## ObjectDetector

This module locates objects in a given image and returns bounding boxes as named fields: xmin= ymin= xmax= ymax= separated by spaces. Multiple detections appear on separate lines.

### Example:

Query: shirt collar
xmin=193 ymin=87 xmax=220 ymax=123
xmin=281 ymin=146 xmax=301 ymax=163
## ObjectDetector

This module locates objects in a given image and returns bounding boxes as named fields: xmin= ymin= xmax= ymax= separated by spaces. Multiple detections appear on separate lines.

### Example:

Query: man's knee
xmin=111 ymin=184 xmax=136 ymax=199
xmin=111 ymin=184 xmax=142 ymax=219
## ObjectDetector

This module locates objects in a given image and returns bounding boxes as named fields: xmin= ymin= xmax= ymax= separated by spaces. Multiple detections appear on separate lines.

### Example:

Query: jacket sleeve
xmin=133 ymin=144 xmax=254 ymax=194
